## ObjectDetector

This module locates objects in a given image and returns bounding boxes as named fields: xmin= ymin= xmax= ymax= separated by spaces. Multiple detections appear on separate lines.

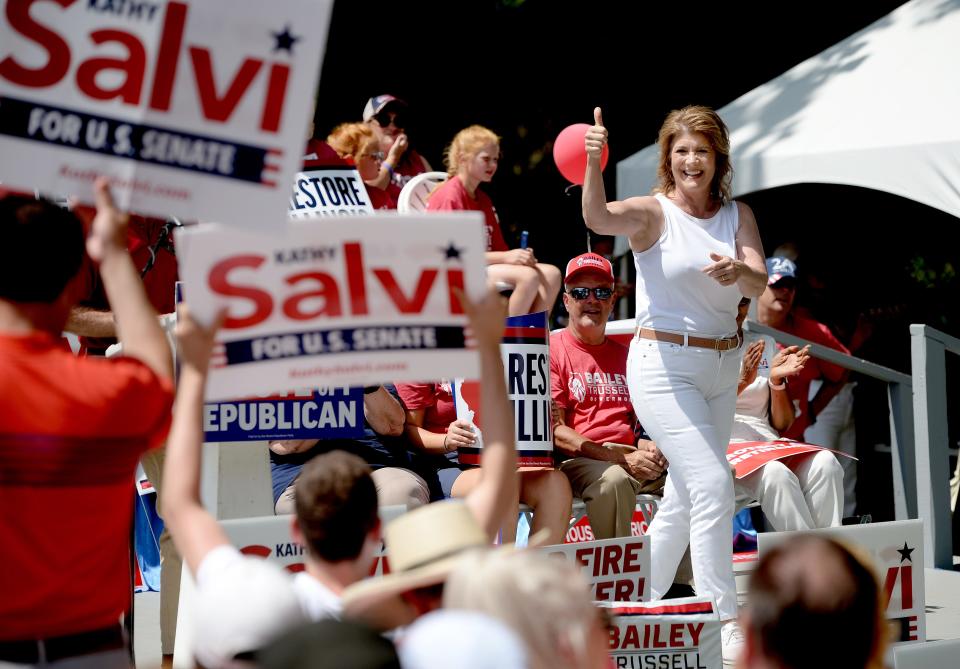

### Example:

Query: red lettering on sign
xmin=75 ymin=30 xmax=146 ymax=103
xmin=884 ymin=564 xmax=914 ymax=611
xmin=344 ymin=242 xmax=368 ymax=316
xmin=373 ymin=269 xmax=438 ymax=314
xmin=2 ymin=0 xmax=291 ymax=132
xmin=208 ymin=255 xmax=272 ymax=328
xmin=623 ymin=542 xmax=643 ymax=573
xmin=282 ymin=271 xmax=342 ymax=319
xmin=688 ymin=622 xmax=703 ymax=646
xmin=0 ymin=0 xmax=73 ymax=87
xmin=189 ymin=48 xmax=262 ymax=123
xmin=601 ymin=544 xmax=623 ymax=576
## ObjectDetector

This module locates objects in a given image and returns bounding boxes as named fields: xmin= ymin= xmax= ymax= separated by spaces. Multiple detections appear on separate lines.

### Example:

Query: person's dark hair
xmin=0 ymin=195 xmax=85 ymax=303
xmin=746 ymin=535 xmax=887 ymax=669
xmin=294 ymin=451 xmax=378 ymax=562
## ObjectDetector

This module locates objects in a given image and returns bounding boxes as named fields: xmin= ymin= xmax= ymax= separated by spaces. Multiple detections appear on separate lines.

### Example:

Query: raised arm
xmin=768 ymin=345 xmax=809 ymax=433
xmin=86 ymin=178 xmax=172 ymax=380
xmin=161 ymin=305 xmax=230 ymax=576
xmin=459 ymin=288 xmax=519 ymax=540
xmin=582 ymin=107 xmax=659 ymax=244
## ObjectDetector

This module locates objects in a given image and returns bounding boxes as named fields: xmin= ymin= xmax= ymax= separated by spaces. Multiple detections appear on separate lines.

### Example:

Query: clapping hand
xmin=771 ymin=345 xmax=810 ymax=382
xmin=739 ymin=339 xmax=765 ymax=388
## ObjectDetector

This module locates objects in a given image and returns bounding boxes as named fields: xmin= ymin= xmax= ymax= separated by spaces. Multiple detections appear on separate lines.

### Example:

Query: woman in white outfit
xmin=733 ymin=298 xmax=845 ymax=531
xmin=582 ymin=106 xmax=767 ymax=665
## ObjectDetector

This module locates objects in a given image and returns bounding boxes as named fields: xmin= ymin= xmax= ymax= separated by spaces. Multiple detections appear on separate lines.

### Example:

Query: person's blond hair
xmin=443 ymin=125 xmax=500 ymax=177
xmin=444 ymin=549 xmax=599 ymax=669
xmin=654 ymin=105 xmax=733 ymax=204
xmin=327 ymin=122 xmax=378 ymax=161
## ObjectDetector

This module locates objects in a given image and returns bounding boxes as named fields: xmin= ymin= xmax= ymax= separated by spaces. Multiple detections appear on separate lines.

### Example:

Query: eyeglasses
xmin=361 ymin=151 xmax=385 ymax=162
xmin=566 ymin=287 xmax=614 ymax=301
xmin=770 ymin=280 xmax=796 ymax=292
xmin=373 ymin=111 xmax=405 ymax=129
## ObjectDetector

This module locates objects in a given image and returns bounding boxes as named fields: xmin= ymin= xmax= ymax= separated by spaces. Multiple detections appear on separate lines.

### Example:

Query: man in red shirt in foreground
xmin=0 ymin=180 xmax=174 ymax=667
xmin=551 ymin=253 xmax=668 ymax=539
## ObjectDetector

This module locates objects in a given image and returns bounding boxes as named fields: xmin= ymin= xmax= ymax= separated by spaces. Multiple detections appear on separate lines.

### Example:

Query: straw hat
xmin=342 ymin=501 xmax=547 ymax=627
xmin=342 ymin=501 xmax=485 ymax=618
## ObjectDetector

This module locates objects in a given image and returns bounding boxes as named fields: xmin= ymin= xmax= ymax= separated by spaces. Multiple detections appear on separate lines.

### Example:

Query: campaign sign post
xmin=542 ymin=536 xmax=650 ymax=602
xmin=758 ymin=519 xmax=926 ymax=644
xmin=0 ymin=0 xmax=331 ymax=224
xmin=175 ymin=214 xmax=487 ymax=399
xmin=202 ymin=387 xmax=364 ymax=442
xmin=601 ymin=597 xmax=722 ymax=669
xmin=453 ymin=311 xmax=554 ymax=468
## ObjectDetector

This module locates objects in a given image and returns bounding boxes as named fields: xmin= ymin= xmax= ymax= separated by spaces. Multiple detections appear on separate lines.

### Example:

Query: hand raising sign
xmin=585 ymin=107 xmax=608 ymax=161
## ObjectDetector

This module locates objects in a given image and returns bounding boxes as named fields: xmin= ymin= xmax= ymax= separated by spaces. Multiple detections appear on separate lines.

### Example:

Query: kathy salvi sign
xmin=759 ymin=520 xmax=926 ymax=645
xmin=175 ymin=213 xmax=488 ymax=400
xmin=0 ymin=0 xmax=331 ymax=224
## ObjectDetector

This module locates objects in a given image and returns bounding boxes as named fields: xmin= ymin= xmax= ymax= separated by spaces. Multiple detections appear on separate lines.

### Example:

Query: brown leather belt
xmin=0 ymin=624 xmax=126 ymax=664
xmin=637 ymin=327 xmax=742 ymax=352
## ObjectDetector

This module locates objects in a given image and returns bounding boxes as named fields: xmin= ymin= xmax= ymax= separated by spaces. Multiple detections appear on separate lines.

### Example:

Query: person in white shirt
xmin=733 ymin=297 xmax=844 ymax=531
xmin=583 ymin=105 xmax=767 ymax=666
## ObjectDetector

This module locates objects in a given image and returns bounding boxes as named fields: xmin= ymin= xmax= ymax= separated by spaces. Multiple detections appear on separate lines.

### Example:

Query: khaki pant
xmin=559 ymin=457 xmax=665 ymax=539
xmin=139 ymin=447 xmax=180 ymax=657
xmin=275 ymin=466 xmax=430 ymax=515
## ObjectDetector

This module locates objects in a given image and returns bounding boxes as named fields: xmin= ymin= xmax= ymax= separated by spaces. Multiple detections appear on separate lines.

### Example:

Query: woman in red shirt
xmin=327 ymin=123 xmax=401 ymax=210
xmin=427 ymin=126 xmax=562 ymax=316
xmin=397 ymin=381 xmax=572 ymax=545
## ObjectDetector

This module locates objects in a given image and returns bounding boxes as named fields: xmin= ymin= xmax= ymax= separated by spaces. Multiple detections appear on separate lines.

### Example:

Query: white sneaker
xmin=721 ymin=621 xmax=744 ymax=667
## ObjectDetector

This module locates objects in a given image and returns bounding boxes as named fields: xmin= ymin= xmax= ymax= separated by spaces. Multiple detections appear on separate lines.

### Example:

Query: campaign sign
xmin=289 ymin=168 xmax=373 ymax=219
xmin=202 ymin=386 xmax=364 ymax=442
xmin=543 ymin=536 xmax=650 ymax=602
xmin=759 ymin=519 xmax=925 ymax=644
xmin=0 ymin=0 xmax=331 ymax=224
xmin=565 ymin=498 xmax=660 ymax=544
xmin=174 ymin=214 xmax=487 ymax=399
xmin=727 ymin=440 xmax=856 ymax=478
xmin=601 ymin=597 xmax=722 ymax=669
xmin=453 ymin=311 xmax=553 ymax=468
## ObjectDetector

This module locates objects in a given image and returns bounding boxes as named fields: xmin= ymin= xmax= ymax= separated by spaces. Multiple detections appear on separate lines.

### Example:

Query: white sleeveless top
xmin=632 ymin=194 xmax=741 ymax=337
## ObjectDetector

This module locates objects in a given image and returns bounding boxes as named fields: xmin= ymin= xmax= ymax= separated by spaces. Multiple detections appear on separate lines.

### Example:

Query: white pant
xmin=735 ymin=451 xmax=844 ymax=531
xmin=627 ymin=337 xmax=741 ymax=621
xmin=804 ymin=382 xmax=857 ymax=516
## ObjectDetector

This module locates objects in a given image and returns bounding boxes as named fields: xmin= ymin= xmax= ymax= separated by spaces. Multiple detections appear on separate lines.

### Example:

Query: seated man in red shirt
xmin=551 ymin=253 xmax=668 ymax=539
xmin=0 ymin=180 xmax=174 ymax=666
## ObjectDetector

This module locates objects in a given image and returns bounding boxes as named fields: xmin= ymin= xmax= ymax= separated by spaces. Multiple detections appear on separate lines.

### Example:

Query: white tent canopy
xmin=616 ymin=0 xmax=960 ymax=220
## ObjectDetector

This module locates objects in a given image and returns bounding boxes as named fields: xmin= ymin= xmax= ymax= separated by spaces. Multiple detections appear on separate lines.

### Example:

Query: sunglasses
xmin=373 ymin=110 xmax=405 ymax=129
xmin=566 ymin=287 xmax=614 ymax=301
xmin=770 ymin=280 xmax=797 ymax=291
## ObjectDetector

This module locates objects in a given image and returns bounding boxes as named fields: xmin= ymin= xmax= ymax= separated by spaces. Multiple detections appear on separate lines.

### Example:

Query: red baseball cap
xmin=564 ymin=252 xmax=614 ymax=284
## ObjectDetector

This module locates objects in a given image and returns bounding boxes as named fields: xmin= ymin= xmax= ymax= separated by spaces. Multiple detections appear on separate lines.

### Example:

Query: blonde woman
xmin=427 ymin=125 xmax=561 ymax=316
xmin=444 ymin=549 xmax=611 ymax=669
xmin=327 ymin=122 xmax=400 ymax=210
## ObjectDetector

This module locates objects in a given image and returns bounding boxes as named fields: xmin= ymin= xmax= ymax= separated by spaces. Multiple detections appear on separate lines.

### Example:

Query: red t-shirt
xmin=368 ymin=183 xmax=402 ymax=210
xmin=391 ymin=148 xmax=430 ymax=189
xmin=778 ymin=314 xmax=850 ymax=439
xmin=396 ymin=382 xmax=456 ymax=434
xmin=550 ymin=330 xmax=635 ymax=456
xmin=425 ymin=176 xmax=509 ymax=252
xmin=0 ymin=332 xmax=174 ymax=639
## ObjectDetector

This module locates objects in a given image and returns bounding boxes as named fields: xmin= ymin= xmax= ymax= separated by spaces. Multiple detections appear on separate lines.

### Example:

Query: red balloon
xmin=553 ymin=123 xmax=609 ymax=185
